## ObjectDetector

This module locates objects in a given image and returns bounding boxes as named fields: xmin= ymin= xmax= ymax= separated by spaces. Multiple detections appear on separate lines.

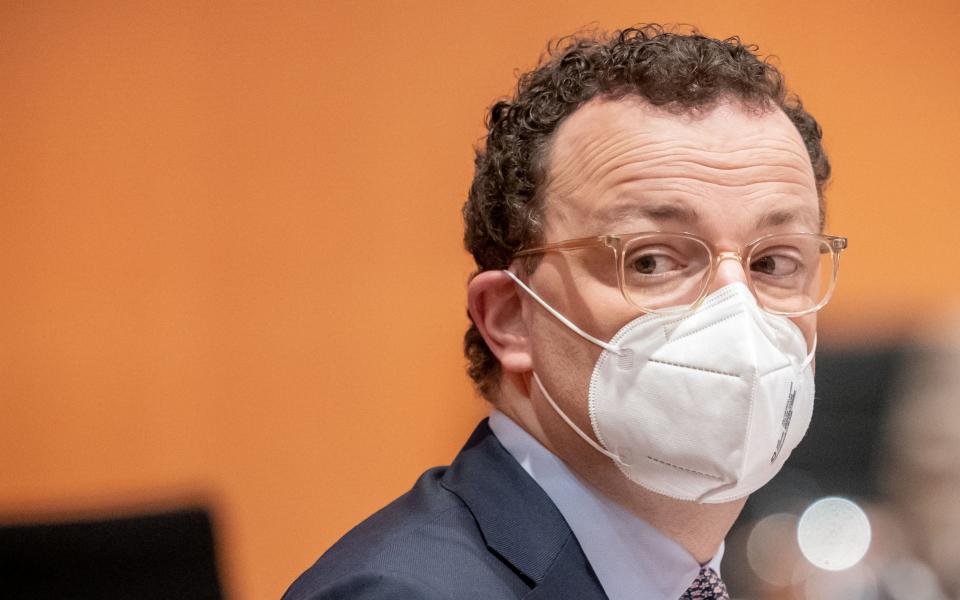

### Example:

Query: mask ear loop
xmin=502 ymin=270 xmax=624 ymax=355
xmin=531 ymin=372 xmax=630 ymax=468
xmin=800 ymin=334 xmax=817 ymax=372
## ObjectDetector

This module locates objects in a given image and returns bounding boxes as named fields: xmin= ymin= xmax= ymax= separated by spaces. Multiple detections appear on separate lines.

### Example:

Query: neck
xmin=597 ymin=480 xmax=744 ymax=563
xmin=496 ymin=374 xmax=745 ymax=564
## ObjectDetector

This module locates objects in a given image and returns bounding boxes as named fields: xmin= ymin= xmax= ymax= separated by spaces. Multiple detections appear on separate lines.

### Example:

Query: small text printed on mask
xmin=770 ymin=382 xmax=797 ymax=463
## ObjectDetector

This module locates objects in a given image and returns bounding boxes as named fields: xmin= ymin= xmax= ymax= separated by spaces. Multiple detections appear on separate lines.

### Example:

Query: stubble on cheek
xmin=528 ymin=305 xmax=604 ymax=438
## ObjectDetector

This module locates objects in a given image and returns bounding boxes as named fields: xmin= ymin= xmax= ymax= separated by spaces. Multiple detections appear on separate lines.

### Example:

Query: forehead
xmin=540 ymin=97 xmax=820 ymax=239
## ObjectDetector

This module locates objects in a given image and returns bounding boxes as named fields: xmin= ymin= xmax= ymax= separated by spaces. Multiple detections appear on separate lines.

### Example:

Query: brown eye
xmin=630 ymin=253 xmax=680 ymax=275
xmin=751 ymin=255 xmax=800 ymax=276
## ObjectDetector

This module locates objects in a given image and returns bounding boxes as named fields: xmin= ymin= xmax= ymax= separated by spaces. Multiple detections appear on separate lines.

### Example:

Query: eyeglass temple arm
xmin=502 ymin=270 xmax=623 ymax=354
xmin=513 ymin=235 xmax=613 ymax=257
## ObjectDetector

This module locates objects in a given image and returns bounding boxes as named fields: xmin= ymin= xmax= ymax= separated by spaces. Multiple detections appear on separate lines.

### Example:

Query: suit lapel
xmin=522 ymin=532 xmax=609 ymax=599
xmin=441 ymin=419 xmax=607 ymax=599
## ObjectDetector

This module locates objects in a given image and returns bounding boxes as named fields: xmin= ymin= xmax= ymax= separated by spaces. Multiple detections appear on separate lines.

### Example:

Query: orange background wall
xmin=2 ymin=2 xmax=958 ymax=598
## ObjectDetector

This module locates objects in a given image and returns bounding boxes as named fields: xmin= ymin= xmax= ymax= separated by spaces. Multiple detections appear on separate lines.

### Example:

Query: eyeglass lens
xmin=620 ymin=234 xmax=837 ymax=314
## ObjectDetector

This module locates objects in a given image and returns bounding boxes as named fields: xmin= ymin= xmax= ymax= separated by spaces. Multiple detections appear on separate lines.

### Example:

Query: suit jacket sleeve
xmin=283 ymin=569 xmax=448 ymax=600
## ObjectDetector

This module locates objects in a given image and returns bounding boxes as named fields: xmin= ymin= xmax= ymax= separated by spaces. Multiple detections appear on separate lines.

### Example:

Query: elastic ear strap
xmin=503 ymin=270 xmax=622 ymax=354
xmin=531 ymin=372 xmax=626 ymax=466
xmin=800 ymin=333 xmax=817 ymax=372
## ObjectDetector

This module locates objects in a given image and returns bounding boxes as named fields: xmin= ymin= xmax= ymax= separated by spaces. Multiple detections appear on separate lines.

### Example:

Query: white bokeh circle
xmin=798 ymin=496 xmax=872 ymax=571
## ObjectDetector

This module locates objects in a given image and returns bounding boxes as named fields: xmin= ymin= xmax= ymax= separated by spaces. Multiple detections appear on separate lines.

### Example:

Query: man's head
xmin=463 ymin=25 xmax=830 ymax=402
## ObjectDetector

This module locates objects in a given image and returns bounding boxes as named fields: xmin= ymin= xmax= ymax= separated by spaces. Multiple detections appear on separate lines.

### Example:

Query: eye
xmin=751 ymin=254 xmax=801 ymax=277
xmin=629 ymin=252 xmax=682 ymax=275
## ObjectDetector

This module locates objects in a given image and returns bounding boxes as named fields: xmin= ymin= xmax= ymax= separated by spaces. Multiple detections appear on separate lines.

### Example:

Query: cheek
xmin=522 ymin=262 xmax=641 ymax=423
xmin=790 ymin=314 xmax=818 ymax=352
xmin=523 ymin=280 xmax=636 ymax=389
xmin=523 ymin=295 xmax=614 ymax=436
xmin=527 ymin=305 xmax=600 ymax=402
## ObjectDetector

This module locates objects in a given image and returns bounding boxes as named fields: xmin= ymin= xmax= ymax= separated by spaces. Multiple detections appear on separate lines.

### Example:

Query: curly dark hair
xmin=462 ymin=25 xmax=831 ymax=401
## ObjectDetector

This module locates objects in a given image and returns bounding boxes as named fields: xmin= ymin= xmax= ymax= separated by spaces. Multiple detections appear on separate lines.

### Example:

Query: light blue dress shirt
xmin=489 ymin=409 xmax=724 ymax=600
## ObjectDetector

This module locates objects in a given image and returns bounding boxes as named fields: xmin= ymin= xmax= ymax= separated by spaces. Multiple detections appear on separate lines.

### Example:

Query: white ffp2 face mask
xmin=505 ymin=271 xmax=816 ymax=503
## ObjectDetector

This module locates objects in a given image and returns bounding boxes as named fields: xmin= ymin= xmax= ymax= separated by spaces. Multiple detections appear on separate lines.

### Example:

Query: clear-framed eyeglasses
xmin=513 ymin=232 xmax=848 ymax=316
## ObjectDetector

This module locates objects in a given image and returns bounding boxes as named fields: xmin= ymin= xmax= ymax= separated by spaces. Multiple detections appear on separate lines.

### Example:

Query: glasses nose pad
xmin=709 ymin=253 xmax=750 ymax=293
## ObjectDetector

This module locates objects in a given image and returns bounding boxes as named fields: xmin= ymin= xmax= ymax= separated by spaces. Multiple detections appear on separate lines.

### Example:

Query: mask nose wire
xmin=503 ymin=270 xmax=624 ymax=355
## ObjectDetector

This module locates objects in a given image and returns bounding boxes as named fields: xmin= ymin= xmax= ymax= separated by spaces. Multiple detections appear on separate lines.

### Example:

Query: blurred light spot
xmin=798 ymin=496 xmax=871 ymax=571
xmin=880 ymin=557 xmax=946 ymax=600
xmin=804 ymin=562 xmax=878 ymax=600
xmin=746 ymin=512 xmax=801 ymax=586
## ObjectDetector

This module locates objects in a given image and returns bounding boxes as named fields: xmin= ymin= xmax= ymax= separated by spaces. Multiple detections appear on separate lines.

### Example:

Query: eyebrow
xmin=591 ymin=200 xmax=820 ymax=232
xmin=754 ymin=207 xmax=819 ymax=230
xmin=593 ymin=201 xmax=700 ymax=228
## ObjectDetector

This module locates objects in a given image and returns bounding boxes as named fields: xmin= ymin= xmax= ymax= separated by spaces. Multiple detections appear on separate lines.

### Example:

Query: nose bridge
xmin=709 ymin=250 xmax=749 ymax=292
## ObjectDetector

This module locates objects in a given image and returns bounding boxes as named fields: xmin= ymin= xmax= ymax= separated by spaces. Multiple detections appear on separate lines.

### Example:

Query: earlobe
xmin=467 ymin=271 xmax=533 ymax=374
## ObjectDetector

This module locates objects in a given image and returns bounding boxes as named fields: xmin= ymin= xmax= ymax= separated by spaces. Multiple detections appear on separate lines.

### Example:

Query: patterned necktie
xmin=679 ymin=566 xmax=729 ymax=600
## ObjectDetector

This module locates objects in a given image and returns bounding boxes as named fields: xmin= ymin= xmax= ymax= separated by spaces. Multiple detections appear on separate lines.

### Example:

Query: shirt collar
xmin=489 ymin=409 xmax=724 ymax=600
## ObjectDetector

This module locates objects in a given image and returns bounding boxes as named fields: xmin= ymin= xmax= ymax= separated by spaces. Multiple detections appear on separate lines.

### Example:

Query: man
xmin=285 ymin=25 xmax=845 ymax=599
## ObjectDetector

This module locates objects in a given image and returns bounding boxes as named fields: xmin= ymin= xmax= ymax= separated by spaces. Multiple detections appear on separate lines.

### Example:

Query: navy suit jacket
xmin=283 ymin=419 xmax=608 ymax=599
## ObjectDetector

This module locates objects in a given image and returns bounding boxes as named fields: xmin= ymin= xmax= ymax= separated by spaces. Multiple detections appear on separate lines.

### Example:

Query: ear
xmin=467 ymin=270 xmax=533 ymax=374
